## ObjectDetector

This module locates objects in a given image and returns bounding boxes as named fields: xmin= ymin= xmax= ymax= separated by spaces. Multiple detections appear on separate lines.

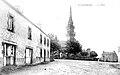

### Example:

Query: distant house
xmin=99 ymin=51 xmax=118 ymax=62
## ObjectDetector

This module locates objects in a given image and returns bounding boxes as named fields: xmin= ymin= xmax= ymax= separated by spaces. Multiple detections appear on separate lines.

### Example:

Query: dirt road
xmin=9 ymin=59 xmax=120 ymax=75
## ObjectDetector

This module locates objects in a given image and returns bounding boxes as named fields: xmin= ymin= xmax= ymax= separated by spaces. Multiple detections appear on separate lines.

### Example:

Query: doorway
xmin=2 ymin=42 xmax=16 ymax=66
xmin=25 ymin=48 xmax=33 ymax=64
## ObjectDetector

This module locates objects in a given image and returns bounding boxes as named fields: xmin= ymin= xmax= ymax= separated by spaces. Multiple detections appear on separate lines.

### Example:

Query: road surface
xmin=9 ymin=59 xmax=120 ymax=75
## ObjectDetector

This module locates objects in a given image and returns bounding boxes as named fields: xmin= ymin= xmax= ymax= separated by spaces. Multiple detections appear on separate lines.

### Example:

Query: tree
xmin=65 ymin=40 xmax=82 ymax=55
xmin=50 ymin=40 xmax=60 ymax=53
xmin=90 ymin=51 xmax=98 ymax=58
xmin=80 ymin=51 xmax=89 ymax=57
xmin=48 ymin=33 xmax=61 ymax=59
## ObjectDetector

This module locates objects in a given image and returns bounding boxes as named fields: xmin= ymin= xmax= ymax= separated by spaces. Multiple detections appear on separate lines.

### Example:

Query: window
xmin=47 ymin=50 xmax=49 ymax=58
xmin=28 ymin=27 xmax=32 ymax=40
xmin=7 ymin=45 xmax=12 ymax=56
xmin=40 ymin=34 xmax=42 ymax=44
xmin=7 ymin=14 xmax=14 ymax=32
xmin=47 ymin=39 xmax=49 ymax=47
xmin=44 ymin=49 xmax=46 ymax=57
xmin=44 ymin=37 xmax=46 ymax=45
xmin=40 ymin=48 xmax=42 ymax=57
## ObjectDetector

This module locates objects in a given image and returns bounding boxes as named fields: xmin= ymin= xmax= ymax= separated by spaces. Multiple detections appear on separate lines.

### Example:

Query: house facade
xmin=99 ymin=51 xmax=118 ymax=62
xmin=0 ymin=0 xmax=50 ymax=67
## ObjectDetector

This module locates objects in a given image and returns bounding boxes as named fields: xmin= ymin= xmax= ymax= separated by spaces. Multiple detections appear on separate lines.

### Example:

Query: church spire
xmin=68 ymin=6 xmax=73 ymax=25
xmin=66 ymin=6 xmax=75 ymax=41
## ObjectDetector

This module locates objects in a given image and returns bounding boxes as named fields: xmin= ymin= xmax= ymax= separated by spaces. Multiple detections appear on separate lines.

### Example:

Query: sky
xmin=6 ymin=0 xmax=120 ymax=57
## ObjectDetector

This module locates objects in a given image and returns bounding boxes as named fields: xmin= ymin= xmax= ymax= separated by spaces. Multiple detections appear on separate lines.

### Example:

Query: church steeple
xmin=66 ymin=6 xmax=75 ymax=41
xmin=68 ymin=6 xmax=73 ymax=25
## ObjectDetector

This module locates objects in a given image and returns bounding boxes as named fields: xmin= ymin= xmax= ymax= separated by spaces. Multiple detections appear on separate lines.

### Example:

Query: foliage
xmin=48 ymin=34 xmax=60 ymax=53
xmin=50 ymin=40 xmax=60 ymax=53
xmin=60 ymin=53 xmax=68 ymax=59
xmin=76 ymin=52 xmax=82 ymax=57
xmin=65 ymin=40 xmax=82 ymax=55
xmin=90 ymin=51 xmax=98 ymax=58
xmin=48 ymin=33 xmax=61 ymax=59
xmin=80 ymin=51 xmax=89 ymax=57
xmin=68 ymin=54 xmax=75 ymax=59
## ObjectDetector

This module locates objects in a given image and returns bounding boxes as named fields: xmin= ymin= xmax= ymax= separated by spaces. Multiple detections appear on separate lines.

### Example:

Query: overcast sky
xmin=6 ymin=0 xmax=120 ymax=57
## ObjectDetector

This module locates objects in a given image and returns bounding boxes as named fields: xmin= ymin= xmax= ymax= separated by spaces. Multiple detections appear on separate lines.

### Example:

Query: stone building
xmin=0 ymin=0 xmax=50 ymax=67
xmin=99 ymin=51 xmax=118 ymax=62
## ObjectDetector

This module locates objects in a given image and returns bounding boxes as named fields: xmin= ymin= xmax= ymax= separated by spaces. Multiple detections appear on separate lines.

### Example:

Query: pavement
xmin=1 ymin=59 xmax=120 ymax=75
